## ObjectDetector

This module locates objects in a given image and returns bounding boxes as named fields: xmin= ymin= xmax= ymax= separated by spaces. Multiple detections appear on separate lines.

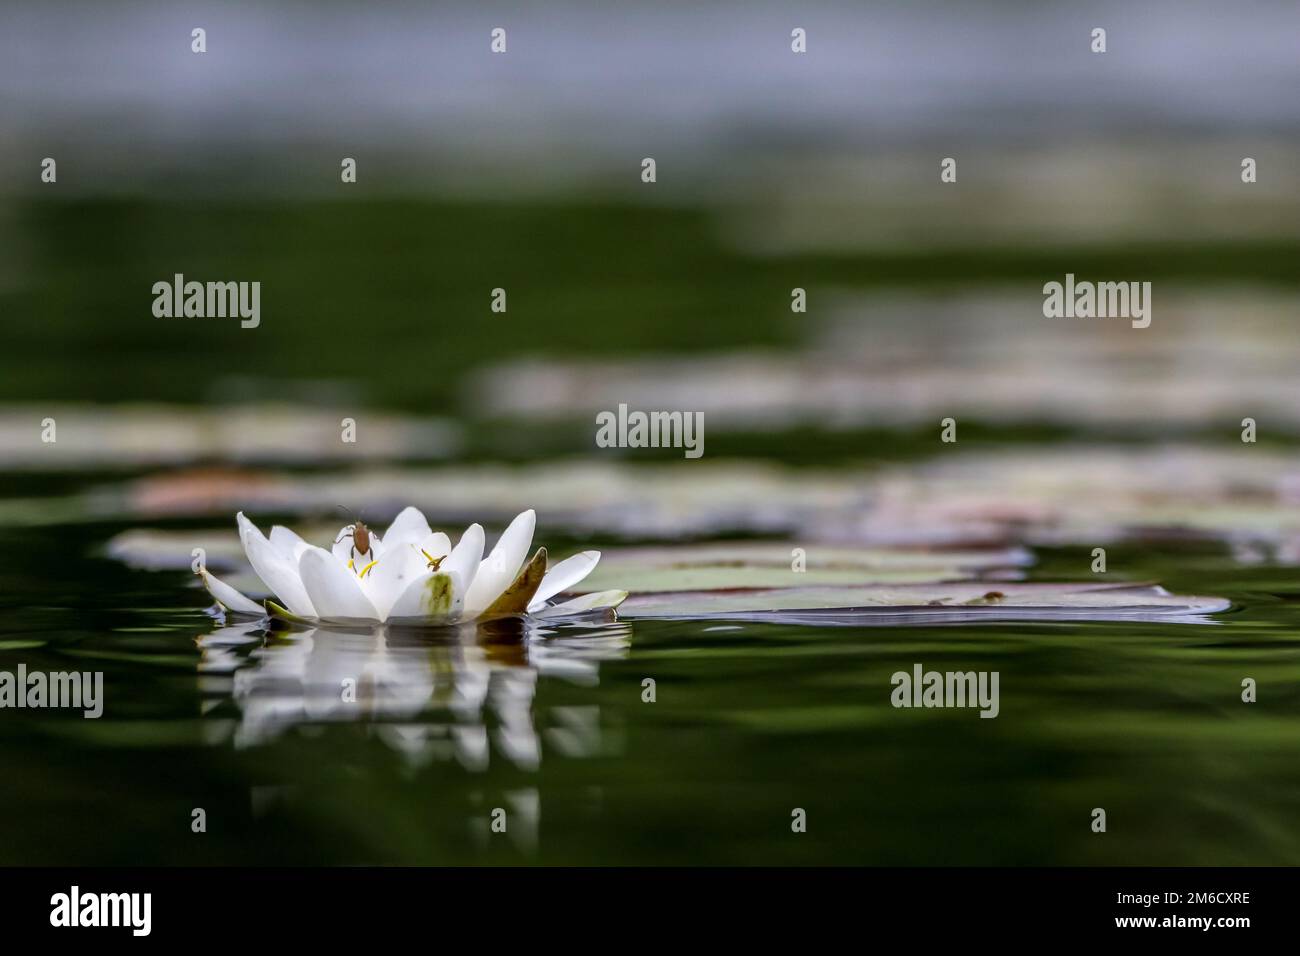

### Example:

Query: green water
xmin=1 ymin=516 xmax=1296 ymax=866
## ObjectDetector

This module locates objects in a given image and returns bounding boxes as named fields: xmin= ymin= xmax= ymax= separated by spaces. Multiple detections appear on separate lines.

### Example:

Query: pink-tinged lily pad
xmin=578 ymin=541 xmax=1030 ymax=592
xmin=615 ymin=581 xmax=1230 ymax=626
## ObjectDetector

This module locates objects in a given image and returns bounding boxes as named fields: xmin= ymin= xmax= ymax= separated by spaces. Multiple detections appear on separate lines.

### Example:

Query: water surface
xmin=2 ymin=516 xmax=1296 ymax=866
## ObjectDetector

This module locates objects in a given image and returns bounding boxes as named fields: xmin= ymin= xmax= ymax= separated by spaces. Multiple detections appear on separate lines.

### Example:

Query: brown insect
xmin=334 ymin=507 xmax=373 ymax=561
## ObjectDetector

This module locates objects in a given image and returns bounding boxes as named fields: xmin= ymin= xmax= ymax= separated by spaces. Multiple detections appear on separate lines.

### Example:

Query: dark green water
xmin=1 ymin=516 xmax=1297 ymax=866
xmin=3 ymin=197 xmax=1298 ymax=865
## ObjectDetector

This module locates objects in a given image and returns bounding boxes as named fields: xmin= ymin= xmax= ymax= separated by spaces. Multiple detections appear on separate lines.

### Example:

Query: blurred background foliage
xmin=2 ymin=0 xmax=1299 ymax=448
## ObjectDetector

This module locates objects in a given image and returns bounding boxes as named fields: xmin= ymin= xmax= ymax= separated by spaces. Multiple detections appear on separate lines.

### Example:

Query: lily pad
xmin=579 ymin=542 xmax=1030 ymax=592
xmin=469 ymin=288 xmax=1300 ymax=431
xmin=107 ymin=528 xmax=252 ymax=571
xmin=0 ymin=403 xmax=459 ymax=470
xmin=615 ymin=581 xmax=1230 ymax=625
xmin=47 ymin=445 xmax=1300 ymax=560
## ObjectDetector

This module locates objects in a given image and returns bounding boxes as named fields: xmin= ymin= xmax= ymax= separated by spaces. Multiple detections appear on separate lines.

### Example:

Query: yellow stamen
xmin=421 ymin=549 xmax=444 ymax=571
xmin=357 ymin=558 xmax=380 ymax=579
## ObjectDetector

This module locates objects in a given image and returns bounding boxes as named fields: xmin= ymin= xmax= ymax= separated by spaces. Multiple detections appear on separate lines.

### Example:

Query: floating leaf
xmin=53 ymin=445 xmax=1300 ymax=559
xmin=615 ymin=581 xmax=1230 ymax=625
xmin=470 ymin=288 xmax=1300 ymax=432
xmin=0 ymin=404 xmax=459 ymax=471
xmin=107 ymin=528 xmax=250 ymax=571
xmin=580 ymin=542 xmax=1029 ymax=592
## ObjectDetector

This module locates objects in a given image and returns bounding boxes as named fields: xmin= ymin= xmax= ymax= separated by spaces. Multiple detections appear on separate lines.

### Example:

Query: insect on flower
xmin=334 ymin=506 xmax=373 ymax=561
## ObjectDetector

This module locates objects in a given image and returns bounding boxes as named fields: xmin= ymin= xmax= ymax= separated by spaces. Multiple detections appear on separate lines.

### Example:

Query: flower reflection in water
xmin=195 ymin=615 xmax=631 ymax=769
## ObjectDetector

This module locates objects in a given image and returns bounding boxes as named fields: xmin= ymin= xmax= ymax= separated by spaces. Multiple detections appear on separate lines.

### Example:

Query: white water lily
xmin=199 ymin=507 xmax=626 ymax=626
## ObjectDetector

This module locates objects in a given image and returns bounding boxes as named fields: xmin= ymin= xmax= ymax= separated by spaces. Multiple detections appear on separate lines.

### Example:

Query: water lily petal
xmin=527 ymin=550 xmax=601 ymax=612
xmin=199 ymin=569 xmax=265 ymax=615
xmin=481 ymin=547 xmax=548 ymax=619
xmin=533 ymin=589 xmax=629 ymax=618
xmin=417 ymin=531 xmax=452 ymax=562
xmin=269 ymin=525 xmax=312 ymax=564
xmin=299 ymin=546 xmax=380 ymax=622
xmin=362 ymin=542 xmax=429 ymax=621
xmin=384 ymin=506 xmax=433 ymax=549
xmin=237 ymin=512 xmax=316 ymax=618
xmin=387 ymin=570 xmax=463 ymax=622
xmin=463 ymin=509 xmax=535 ymax=618
xmin=440 ymin=523 xmax=484 ymax=592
